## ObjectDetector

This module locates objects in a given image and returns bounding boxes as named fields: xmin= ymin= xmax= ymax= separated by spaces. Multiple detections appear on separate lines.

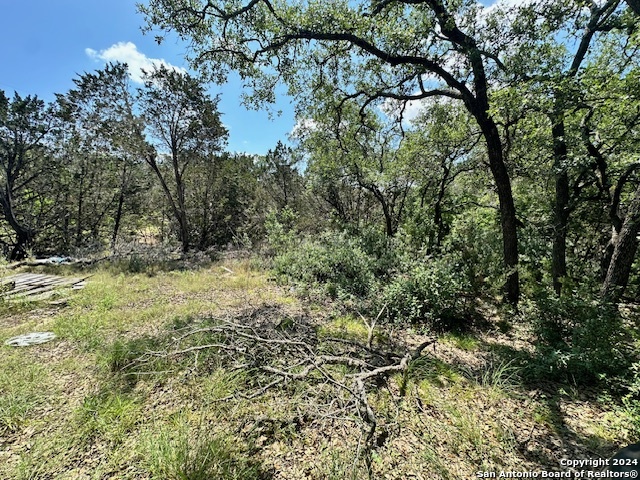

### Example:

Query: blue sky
xmin=0 ymin=0 xmax=294 ymax=155
xmin=0 ymin=0 xmax=508 ymax=155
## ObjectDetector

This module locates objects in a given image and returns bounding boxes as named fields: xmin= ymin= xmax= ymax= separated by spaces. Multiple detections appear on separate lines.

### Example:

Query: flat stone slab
xmin=5 ymin=331 xmax=57 ymax=346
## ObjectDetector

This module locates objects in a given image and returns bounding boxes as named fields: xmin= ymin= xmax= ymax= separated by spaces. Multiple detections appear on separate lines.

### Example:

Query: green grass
xmin=0 ymin=259 xmax=635 ymax=479
xmin=477 ymin=358 xmax=520 ymax=391
xmin=200 ymin=368 xmax=247 ymax=402
xmin=139 ymin=415 xmax=265 ymax=480
xmin=317 ymin=314 xmax=370 ymax=342
xmin=77 ymin=390 xmax=142 ymax=445
xmin=406 ymin=356 xmax=464 ymax=390
xmin=441 ymin=332 xmax=480 ymax=351
xmin=423 ymin=445 xmax=453 ymax=479
xmin=0 ymin=351 xmax=49 ymax=434
xmin=311 ymin=448 xmax=363 ymax=480
xmin=52 ymin=271 xmax=217 ymax=351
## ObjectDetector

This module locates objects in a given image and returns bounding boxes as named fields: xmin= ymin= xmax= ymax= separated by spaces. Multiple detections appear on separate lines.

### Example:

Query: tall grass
xmin=139 ymin=416 xmax=265 ymax=480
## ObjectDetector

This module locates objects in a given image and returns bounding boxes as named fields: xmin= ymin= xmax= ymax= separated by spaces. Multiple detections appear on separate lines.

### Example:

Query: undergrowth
xmin=0 ymin=258 xmax=637 ymax=480
xmin=140 ymin=416 xmax=267 ymax=480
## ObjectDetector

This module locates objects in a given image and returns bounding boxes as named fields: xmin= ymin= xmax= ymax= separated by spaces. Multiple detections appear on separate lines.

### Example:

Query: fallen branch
xmin=122 ymin=308 xmax=437 ymax=479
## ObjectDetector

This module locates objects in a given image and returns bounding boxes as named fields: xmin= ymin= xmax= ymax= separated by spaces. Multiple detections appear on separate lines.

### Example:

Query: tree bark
xmin=490 ymin=152 xmax=520 ymax=304
xmin=476 ymin=113 xmax=520 ymax=304
xmin=111 ymin=160 xmax=128 ymax=249
xmin=146 ymin=154 xmax=190 ymax=252
xmin=433 ymin=162 xmax=451 ymax=251
xmin=353 ymin=165 xmax=400 ymax=238
xmin=551 ymin=116 xmax=570 ymax=295
xmin=172 ymin=147 xmax=191 ymax=253
xmin=75 ymin=171 xmax=85 ymax=248
xmin=601 ymin=182 xmax=640 ymax=302
xmin=0 ymin=188 xmax=35 ymax=260
xmin=440 ymin=17 xmax=520 ymax=303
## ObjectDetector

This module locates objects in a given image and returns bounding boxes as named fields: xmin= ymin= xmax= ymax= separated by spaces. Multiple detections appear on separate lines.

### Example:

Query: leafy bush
xmin=264 ymin=207 xmax=299 ymax=254
xmin=272 ymin=230 xmax=379 ymax=299
xmin=444 ymin=209 xmax=503 ymax=296
xmin=619 ymin=363 xmax=640 ymax=438
xmin=268 ymin=224 xmax=475 ymax=328
xmin=379 ymin=254 xmax=474 ymax=328
xmin=522 ymin=294 xmax=630 ymax=383
xmin=356 ymin=226 xmax=402 ymax=278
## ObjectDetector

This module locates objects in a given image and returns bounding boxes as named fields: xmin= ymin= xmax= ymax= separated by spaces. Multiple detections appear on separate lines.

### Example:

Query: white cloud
xmin=85 ymin=42 xmax=186 ymax=83
xmin=289 ymin=118 xmax=318 ymax=139
xmin=380 ymin=97 xmax=428 ymax=124
xmin=482 ymin=0 xmax=535 ymax=12
xmin=382 ymin=95 xmax=463 ymax=127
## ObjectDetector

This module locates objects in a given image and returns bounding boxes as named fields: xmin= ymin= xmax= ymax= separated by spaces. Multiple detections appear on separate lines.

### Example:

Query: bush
xmin=379 ymin=254 xmax=475 ymax=328
xmin=444 ymin=209 xmax=504 ymax=296
xmin=618 ymin=363 xmax=640 ymax=438
xmin=522 ymin=294 xmax=630 ymax=383
xmin=272 ymin=230 xmax=379 ymax=299
xmin=268 ymin=224 xmax=476 ymax=329
xmin=264 ymin=207 xmax=299 ymax=254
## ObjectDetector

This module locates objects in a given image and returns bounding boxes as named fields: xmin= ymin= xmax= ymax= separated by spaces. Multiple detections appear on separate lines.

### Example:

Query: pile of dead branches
xmin=130 ymin=306 xmax=436 ymax=476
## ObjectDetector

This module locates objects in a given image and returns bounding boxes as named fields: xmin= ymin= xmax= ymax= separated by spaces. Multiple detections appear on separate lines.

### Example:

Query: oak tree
xmin=142 ymin=0 xmax=522 ymax=302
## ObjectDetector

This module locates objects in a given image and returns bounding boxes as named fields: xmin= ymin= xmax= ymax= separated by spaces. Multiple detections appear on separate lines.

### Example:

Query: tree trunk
xmin=551 ymin=117 xmax=570 ymax=296
xmin=434 ymin=163 xmax=451 ymax=251
xmin=601 ymin=235 xmax=616 ymax=281
xmin=178 ymin=213 xmax=190 ymax=253
xmin=480 ymin=119 xmax=520 ymax=304
xmin=112 ymin=187 xmax=126 ymax=250
xmin=552 ymin=173 xmax=570 ymax=295
xmin=626 ymin=0 xmax=640 ymax=15
xmin=381 ymin=201 xmax=395 ymax=238
xmin=0 ymin=188 xmax=35 ymax=260
xmin=198 ymin=183 xmax=211 ymax=250
xmin=429 ymin=4 xmax=520 ymax=303
xmin=62 ymin=192 xmax=70 ymax=253
xmin=10 ymin=230 xmax=32 ymax=260
xmin=172 ymin=150 xmax=190 ymax=253
xmin=176 ymin=182 xmax=190 ymax=252
xmin=146 ymin=154 xmax=190 ymax=252
xmin=75 ymin=173 xmax=85 ymax=248
xmin=601 ymin=183 xmax=640 ymax=302
xmin=111 ymin=160 xmax=128 ymax=249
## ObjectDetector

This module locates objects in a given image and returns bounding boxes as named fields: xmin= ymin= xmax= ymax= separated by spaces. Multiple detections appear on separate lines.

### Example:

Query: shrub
xmin=264 ymin=207 xmax=299 ymax=254
xmin=268 ymin=226 xmax=476 ymax=327
xmin=379 ymin=254 xmax=474 ymax=328
xmin=522 ymin=294 xmax=630 ymax=383
xmin=619 ymin=363 xmax=640 ymax=438
xmin=272 ymin=230 xmax=378 ymax=299
xmin=444 ymin=209 xmax=503 ymax=296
